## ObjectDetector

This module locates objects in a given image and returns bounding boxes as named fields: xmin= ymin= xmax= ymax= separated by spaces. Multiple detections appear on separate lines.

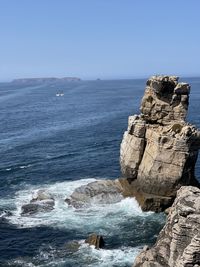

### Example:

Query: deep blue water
xmin=0 ymin=78 xmax=199 ymax=267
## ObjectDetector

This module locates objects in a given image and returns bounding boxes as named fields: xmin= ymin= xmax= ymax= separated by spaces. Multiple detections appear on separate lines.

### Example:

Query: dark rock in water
xmin=21 ymin=200 xmax=54 ymax=216
xmin=85 ymin=233 xmax=105 ymax=249
xmin=133 ymin=186 xmax=200 ymax=267
xmin=0 ymin=210 xmax=13 ymax=223
xmin=0 ymin=210 xmax=12 ymax=217
xmin=21 ymin=203 xmax=41 ymax=215
xmin=120 ymin=76 xmax=200 ymax=212
xmin=21 ymin=190 xmax=55 ymax=216
xmin=66 ymin=180 xmax=123 ymax=208
xmin=64 ymin=241 xmax=81 ymax=253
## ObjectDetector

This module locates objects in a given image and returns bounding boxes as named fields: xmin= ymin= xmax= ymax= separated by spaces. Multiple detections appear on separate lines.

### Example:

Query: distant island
xmin=11 ymin=77 xmax=81 ymax=85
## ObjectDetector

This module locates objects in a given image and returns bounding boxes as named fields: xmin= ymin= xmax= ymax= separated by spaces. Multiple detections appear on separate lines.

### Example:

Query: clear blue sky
xmin=0 ymin=0 xmax=200 ymax=81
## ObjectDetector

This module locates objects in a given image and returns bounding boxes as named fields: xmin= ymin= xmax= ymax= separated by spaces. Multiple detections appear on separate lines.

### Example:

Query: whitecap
xmin=19 ymin=164 xmax=32 ymax=169
xmin=74 ymin=241 xmax=141 ymax=267
xmin=1 ymin=178 xmax=164 ymax=267
xmin=5 ymin=178 xmax=155 ymax=234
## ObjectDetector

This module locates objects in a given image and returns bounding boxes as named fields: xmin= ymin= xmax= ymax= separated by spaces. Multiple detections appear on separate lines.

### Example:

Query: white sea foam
xmin=7 ymin=243 xmax=141 ymax=267
xmin=19 ymin=164 xmax=32 ymax=169
xmin=77 ymin=242 xmax=141 ymax=267
xmin=1 ymin=178 xmax=155 ymax=266
xmin=5 ymin=178 xmax=147 ymax=231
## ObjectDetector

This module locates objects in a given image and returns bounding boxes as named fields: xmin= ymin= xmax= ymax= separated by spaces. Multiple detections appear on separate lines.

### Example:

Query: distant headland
xmin=11 ymin=77 xmax=81 ymax=85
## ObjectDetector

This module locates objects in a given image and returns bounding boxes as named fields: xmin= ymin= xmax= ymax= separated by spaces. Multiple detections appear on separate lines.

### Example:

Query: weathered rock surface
xmin=133 ymin=186 xmax=200 ymax=267
xmin=21 ymin=189 xmax=55 ymax=215
xmin=120 ymin=75 xmax=200 ymax=211
xmin=85 ymin=233 xmax=105 ymax=249
xmin=65 ymin=76 xmax=199 ymax=212
xmin=65 ymin=180 xmax=123 ymax=208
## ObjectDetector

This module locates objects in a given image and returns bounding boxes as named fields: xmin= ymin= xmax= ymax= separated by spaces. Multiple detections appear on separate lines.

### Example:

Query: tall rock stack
xmin=120 ymin=76 xmax=200 ymax=211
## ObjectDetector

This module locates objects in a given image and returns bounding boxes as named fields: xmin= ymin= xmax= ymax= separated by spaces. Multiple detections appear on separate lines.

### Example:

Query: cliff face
xmin=133 ymin=186 xmax=200 ymax=267
xmin=120 ymin=76 xmax=200 ymax=211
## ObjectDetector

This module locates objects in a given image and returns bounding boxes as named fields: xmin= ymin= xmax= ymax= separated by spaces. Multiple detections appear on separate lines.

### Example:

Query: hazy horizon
xmin=2 ymin=74 xmax=200 ymax=83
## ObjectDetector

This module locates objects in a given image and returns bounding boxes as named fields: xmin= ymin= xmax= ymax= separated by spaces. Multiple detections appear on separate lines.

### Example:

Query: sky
xmin=0 ymin=0 xmax=200 ymax=81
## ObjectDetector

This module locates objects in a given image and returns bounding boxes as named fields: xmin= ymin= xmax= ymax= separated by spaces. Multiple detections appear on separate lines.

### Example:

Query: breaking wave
xmin=0 ymin=178 xmax=164 ymax=267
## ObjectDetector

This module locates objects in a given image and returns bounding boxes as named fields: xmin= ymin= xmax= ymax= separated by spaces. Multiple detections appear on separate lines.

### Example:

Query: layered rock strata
xmin=120 ymin=76 xmax=200 ymax=211
xmin=133 ymin=186 xmax=200 ymax=267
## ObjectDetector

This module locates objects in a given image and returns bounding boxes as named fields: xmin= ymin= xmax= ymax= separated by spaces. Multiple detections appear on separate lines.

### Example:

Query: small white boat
xmin=56 ymin=91 xmax=64 ymax=96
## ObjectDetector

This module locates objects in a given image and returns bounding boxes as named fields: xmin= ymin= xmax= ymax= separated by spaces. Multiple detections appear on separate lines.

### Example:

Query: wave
xmin=77 ymin=242 xmax=141 ymax=267
xmin=1 ymin=164 xmax=32 ymax=173
xmin=19 ymin=164 xmax=32 ymax=169
xmin=5 ymin=178 xmax=147 ymax=230
xmin=5 ymin=242 xmax=141 ymax=267
xmin=1 ymin=178 xmax=164 ymax=267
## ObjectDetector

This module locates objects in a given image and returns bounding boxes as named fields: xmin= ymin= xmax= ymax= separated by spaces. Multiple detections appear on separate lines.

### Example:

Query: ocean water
xmin=0 ymin=78 xmax=199 ymax=267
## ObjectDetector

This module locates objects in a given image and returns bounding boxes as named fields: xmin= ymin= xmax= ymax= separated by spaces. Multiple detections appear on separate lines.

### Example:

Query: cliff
xmin=120 ymin=75 xmax=200 ymax=211
xmin=65 ymin=76 xmax=200 ymax=212
xmin=133 ymin=186 xmax=200 ymax=267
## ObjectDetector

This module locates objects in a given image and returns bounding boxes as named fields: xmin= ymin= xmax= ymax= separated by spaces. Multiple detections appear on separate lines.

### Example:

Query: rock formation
xmin=65 ymin=180 xmax=123 ymax=208
xmin=21 ymin=189 xmax=55 ymax=215
xmin=120 ymin=75 xmax=200 ymax=211
xmin=133 ymin=186 xmax=200 ymax=267
xmin=85 ymin=233 xmax=105 ymax=249
xmin=66 ymin=76 xmax=200 ymax=212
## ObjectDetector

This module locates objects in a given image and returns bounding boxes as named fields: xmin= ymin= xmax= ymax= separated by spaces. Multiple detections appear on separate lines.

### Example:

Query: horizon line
xmin=1 ymin=74 xmax=200 ymax=83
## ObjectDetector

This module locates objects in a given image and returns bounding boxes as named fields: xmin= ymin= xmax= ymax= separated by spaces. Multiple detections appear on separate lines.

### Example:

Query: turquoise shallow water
xmin=0 ymin=78 xmax=199 ymax=267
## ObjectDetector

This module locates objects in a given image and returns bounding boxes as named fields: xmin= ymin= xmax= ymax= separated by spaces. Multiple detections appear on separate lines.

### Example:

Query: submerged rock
xmin=120 ymin=75 xmax=200 ymax=211
xmin=0 ymin=210 xmax=12 ymax=217
xmin=64 ymin=241 xmax=81 ymax=253
xmin=21 ymin=189 xmax=55 ymax=216
xmin=65 ymin=180 xmax=123 ymax=208
xmin=133 ymin=186 xmax=200 ymax=267
xmin=85 ymin=233 xmax=105 ymax=249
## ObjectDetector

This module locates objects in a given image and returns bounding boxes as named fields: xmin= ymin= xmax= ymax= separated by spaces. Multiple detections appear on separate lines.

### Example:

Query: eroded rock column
xmin=120 ymin=76 xmax=200 ymax=211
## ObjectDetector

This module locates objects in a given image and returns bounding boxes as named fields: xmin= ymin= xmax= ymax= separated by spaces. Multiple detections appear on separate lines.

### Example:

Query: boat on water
xmin=56 ymin=91 xmax=64 ymax=96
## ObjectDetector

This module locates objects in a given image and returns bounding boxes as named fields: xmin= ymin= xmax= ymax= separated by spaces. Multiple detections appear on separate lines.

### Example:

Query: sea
xmin=0 ymin=78 xmax=199 ymax=267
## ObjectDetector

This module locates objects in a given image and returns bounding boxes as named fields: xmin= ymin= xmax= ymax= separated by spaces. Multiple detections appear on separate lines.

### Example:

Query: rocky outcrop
xmin=85 ymin=233 xmax=105 ymax=249
xmin=65 ymin=180 xmax=123 ymax=208
xmin=65 ymin=76 xmax=199 ymax=212
xmin=120 ymin=76 xmax=200 ymax=211
xmin=133 ymin=186 xmax=200 ymax=267
xmin=21 ymin=189 xmax=55 ymax=215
